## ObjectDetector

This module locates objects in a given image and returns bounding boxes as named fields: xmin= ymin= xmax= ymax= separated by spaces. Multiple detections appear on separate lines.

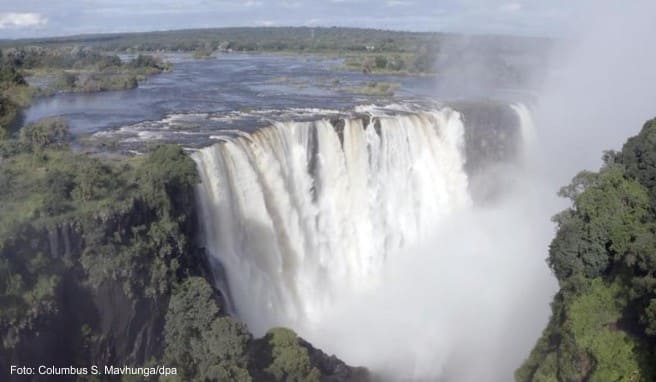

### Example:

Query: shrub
xmin=20 ymin=117 xmax=70 ymax=151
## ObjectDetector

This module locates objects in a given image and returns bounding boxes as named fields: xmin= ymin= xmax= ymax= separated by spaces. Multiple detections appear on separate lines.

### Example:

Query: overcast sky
xmin=0 ymin=0 xmax=578 ymax=39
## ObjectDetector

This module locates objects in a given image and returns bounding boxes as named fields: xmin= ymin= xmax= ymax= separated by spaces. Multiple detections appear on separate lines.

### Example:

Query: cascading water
xmin=511 ymin=103 xmax=537 ymax=160
xmin=192 ymin=104 xmax=552 ymax=381
xmin=193 ymin=107 xmax=470 ymax=331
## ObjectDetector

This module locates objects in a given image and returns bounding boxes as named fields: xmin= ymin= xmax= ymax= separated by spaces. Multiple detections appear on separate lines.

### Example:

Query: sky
xmin=0 ymin=0 xmax=576 ymax=39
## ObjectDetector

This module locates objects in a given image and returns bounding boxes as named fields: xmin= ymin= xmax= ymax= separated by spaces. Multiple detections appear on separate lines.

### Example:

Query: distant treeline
xmin=0 ymin=27 xmax=552 ymax=76
xmin=1 ymin=45 xmax=170 ymax=97
xmin=0 ymin=27 xmax=550 ymax=54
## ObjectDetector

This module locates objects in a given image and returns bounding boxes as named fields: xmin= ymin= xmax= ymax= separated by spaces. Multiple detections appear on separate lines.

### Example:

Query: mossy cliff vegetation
xmin=0 ymin=128 xmax=199 ymax=371
xmin=517 ymin=119 xmax=656 ymax=381
xmin=164 ymin=277 xmax=368 ymax=381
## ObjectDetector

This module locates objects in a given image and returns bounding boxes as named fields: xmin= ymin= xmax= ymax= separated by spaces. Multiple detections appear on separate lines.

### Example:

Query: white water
xmin=193 ymin=105 xmax=555 ymax=381
xmin=194 ymin=108 xmax=469 ymax=328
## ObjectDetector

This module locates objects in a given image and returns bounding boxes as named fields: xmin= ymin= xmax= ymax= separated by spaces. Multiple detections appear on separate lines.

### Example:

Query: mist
xmin=289 ymin=2 xmax=656 ymax=381
xmin=290 ymin=107 xmax=559 ymax=381
xmin=190 ymin=2 xmax=656 ymax=381
xmin=193 ymin=103 xmax=558 ymax=381
xmin=5 ymin=1 xmax=656 ymax=380
xmin=300 ymin=172 xmax=558 ymax=381
xmin=535 ymin=0 xmax=656 ymax=185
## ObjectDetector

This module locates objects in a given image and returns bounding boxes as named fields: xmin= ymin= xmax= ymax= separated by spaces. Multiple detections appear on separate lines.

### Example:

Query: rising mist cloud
xmin=534 ymin=0 xmax=656 ymax=185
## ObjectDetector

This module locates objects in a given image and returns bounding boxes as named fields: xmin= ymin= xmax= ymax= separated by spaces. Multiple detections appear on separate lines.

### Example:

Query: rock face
xmin=0 ymin=213 xmax=170 ymax=381
xmin=454 ymin=100 xmax=522 ymax=174
xmin=452 ymin=100 xmax=524 ymax=203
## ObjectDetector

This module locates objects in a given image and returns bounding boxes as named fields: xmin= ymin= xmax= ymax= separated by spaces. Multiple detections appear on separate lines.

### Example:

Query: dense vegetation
xmin=0 ymin=119 xmax=200 ymax=357
xmin=1 ymin=46 xmax=169 ymax=95
xmin=517 ymin=119 xmax=656 ymax=381
xmin=0 ymin=123 xmax=368 ymax=381
xmin=1 ymin=27 xmax=549 ymax=78
xmin=0 ymin=55 xmax=367 ymax=381
xmin=162 ymin=277 xmax=355 ymax=381
xmin=0 ymin=97 xmax=367 ymax=380
xmin=0 ymin=50 xmax=31 ymax=139
xmin=0 ymin=27 xmax=455 ymax=54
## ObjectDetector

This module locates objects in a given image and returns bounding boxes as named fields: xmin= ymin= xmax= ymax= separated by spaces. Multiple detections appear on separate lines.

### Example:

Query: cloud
xmin=279 ymin=0 xmax=302 ymax=9
xmin=0 ymin=0 xmax=577 ymax=38
xmin=499 ymin=2 xmax=522 ymax=13
xmin=386 ymin=0 xmax=413 ymax=7
xmin=0 ymin=12 xmax=47 ymax=29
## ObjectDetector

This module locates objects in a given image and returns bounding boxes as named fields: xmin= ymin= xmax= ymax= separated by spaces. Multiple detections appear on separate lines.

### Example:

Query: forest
xmin=0 ymin=26 xmax=550 ymax=77
xmin=517 ymin=119 xmax=656 ymax=381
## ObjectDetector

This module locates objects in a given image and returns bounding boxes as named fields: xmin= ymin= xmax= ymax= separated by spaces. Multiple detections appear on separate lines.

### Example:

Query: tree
xmin=55 ymin=71 xmax=77 ymax=89
xmin=620 ymin=118 xmax=656 ymax=193
xmin=374 ymin=56 xmax=387 ymax=69
xmin=137 ymin=144 xmax=199 ymax=211
xmin=164 ymin=277 xmax=220 ymax=373
xmin=72 ymin=158 xmax=116 ymax=202
xmin=164 ymin=277 xmax=253 ymax=381
xmin=195 ymin=318 xmax=252 ymax=381
xmin=264 ymin=328 xmax=320 ymax=382
xmin=519 ymin=118 xmax=656 ymax=381
xmin=0 ymin=50 xmax=26 ymax=86
xmin=548 ymin=166 xmax=650 ymax=282
xmin=129 ymin=54 xmax=168 ymax=72
xmin=0 ymin=96 xmax=19 ymax=139
xmin=19 ymin=117 xmax=70 ymax=151
xmin=42 ymin=169 xmax=75 ymax=215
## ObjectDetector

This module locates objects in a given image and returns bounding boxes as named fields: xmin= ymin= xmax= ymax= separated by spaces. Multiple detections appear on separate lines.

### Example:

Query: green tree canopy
xmin=164 ymin=277 xmax=253 ymax=381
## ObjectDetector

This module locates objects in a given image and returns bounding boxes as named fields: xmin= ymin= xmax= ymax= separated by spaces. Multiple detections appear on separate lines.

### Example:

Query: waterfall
xmin=193 ymin=107 xmax=473 ymax=334
xmin=511 ymin=103 xmax=537 ymax=159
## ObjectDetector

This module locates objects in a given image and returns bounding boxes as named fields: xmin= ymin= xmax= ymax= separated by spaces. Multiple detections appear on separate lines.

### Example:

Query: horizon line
xmin=0 ymin=25 xmax=554 ymax=44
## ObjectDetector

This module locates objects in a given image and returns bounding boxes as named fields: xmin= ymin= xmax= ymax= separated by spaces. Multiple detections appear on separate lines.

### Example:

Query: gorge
xmin=5 ymin=20 xmax=647 ymax=379
xmin=3 ymin=0 xmax=656 ymax=379
xmin=192 ymin=103 xmax=554 ymax=380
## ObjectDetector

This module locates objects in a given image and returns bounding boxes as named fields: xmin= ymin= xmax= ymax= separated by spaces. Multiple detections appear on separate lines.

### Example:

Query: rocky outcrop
xmin=300 ymin=338 xmax=371 ymax=382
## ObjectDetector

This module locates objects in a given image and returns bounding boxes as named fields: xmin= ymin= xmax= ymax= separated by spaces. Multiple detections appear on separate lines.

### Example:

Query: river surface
xmin=23 ymin=53 xmax=531 ymax=147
